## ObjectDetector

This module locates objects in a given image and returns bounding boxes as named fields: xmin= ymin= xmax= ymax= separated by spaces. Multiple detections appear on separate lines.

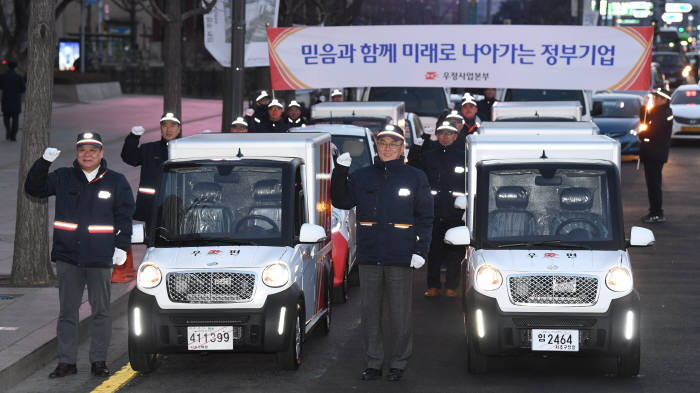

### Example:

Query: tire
xmin=277 ymin=303 xmax=303 ymax=370
xmin=317 ymin=266 xmax=332 ymax=335
xmin=466 ymin=320 xmax=488 ymax=374
xmin=128 ymin=336 xmax=158 ymax=373
xmin=332 ymin=257 xmax=348 ymax=304
xmin=617 ymin=339 xmax=641 ymax=377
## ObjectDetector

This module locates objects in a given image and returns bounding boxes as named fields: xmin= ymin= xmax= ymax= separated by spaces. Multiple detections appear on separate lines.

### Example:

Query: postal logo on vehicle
xmin=544 ymin=252 xmax=558 ymax=258
xmin=208 ymin=250 xmax=222 ymax=255
xmin=425 ymin=71 xmax=437 ymax=80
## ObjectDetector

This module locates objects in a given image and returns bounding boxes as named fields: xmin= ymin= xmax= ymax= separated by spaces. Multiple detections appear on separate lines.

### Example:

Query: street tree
xmin=11 ymin=0 xmax=56 ymax=285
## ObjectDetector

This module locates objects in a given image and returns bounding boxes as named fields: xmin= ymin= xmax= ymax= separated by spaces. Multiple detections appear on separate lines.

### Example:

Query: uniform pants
xmin=3 ymin=112 xmax=19 ymax=140
xmin=56 ymin=261 xmax=112 ymax=364
xmin=427 ymin=219 xmax=461 ymax=290
xmin=359 ymin=264 xmax=413 ymax=370
xmin=643 ymin=160 xmax=664 ymax=216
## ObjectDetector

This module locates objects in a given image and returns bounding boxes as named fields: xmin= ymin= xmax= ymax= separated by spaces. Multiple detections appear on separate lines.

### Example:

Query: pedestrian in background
xmin=121 ymin=112 xmax=181 ymax=231
xmin=477 ymin=88 xmax=498 ymax=121
xmin=331 ymin=89 xmax=344 ymax=102
xmin=246 ymin=90 xmax=271 ymax=132
xmin=415 ymin=121 xmax=467 ymax=298
xmin=331 ymin=125 xmax=433 ymax=382
xmin=638 ymin=88 xmax=673 ymax=223
xmin=286 ymin=100 xmax=307 ymax=128
xmin=25 ymin=132 xmax=135 ymax=379
xmin=0 ymin=61 xmax=26 ymax=141
xmin=457 ymin=93 xmax=481 ymax=147
xmin=260 ymin=99 xmax=291 ymax=132
xmin=230 ymin=116 xmax=248 ymax=133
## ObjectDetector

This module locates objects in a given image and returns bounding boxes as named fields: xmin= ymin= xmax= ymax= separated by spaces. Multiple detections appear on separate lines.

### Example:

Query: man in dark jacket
xmin=286 ymin=100 xmax=307 ymax=128
xmin=638 ymin=88 xmax=673 ymax=223
xmin=331 ymin=125 xmax=433 ymax=382
xmin=415 ymin=121 xmax=467 ymax=298
xmin=457 ymin=93 xmax=481 ymax=147
xmin=121 ymin=112 xmax=181 ymax=230
xmin=25 ymin=132 xmax=135 ymax=379
xmin=258 ymin=99 xmax=291 ymax=132
xmin=476 ymin=88 xmax=498 ymax=121
xmin=0 ymin=61 xmax=26 ymax=141
xmin=246 ymin=90 xmax=271 ymax=132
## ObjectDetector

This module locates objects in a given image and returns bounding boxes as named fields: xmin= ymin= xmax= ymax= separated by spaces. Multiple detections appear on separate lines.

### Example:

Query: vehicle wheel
xmin=277 ymin=303 xmax=303 ymax=370
xmin=617 ymin=339 xmax=640 ymax=377
xmin=467 ymin=322 xmax=487 ymax=374
xmin=128 ymin=337 xmax=158 ymax=373
xmin=317 ymin=267 xmax=332 ymax=335
xmin=332 ymin=258 xmax=348 ymax=304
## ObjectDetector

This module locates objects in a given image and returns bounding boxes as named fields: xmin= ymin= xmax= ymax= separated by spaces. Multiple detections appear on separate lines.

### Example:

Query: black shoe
xmin=387 ymin=368 xmax=404 ymax=381
xmin=360 ymin=368 xmax=382 ymax=380
xmin=48 ymin=363 xmax=77 ymax=378
xmin=641 ymin=214 xmax=665 ymax=223
xmin=91 ymin=361 xmax=110 ymax=377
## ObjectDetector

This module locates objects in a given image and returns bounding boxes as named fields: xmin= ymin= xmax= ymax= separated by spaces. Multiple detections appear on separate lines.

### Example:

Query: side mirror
xmin=444 ymin=226 xmax=470 ymax=246
xmin=629 ymin=226 xmax=654 ymax=247
xmin=299 ymin=223 xmax=327 ymax=243
xmin=131 ymin=223 xmax=145 ymax=244
xmin=591 ymin=101 xmax=603 ymax=117
xmin=454 ymin=195 xmax=467 ymax=210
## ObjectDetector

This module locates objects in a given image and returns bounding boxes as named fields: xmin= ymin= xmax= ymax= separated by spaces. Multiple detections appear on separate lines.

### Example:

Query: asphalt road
xmin=10 ymin=141 xmax=700 ymax=393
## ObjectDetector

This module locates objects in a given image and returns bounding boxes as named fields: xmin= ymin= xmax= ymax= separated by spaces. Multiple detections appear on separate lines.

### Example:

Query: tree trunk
xmin=11 ymin=0 xmax=55 ymax=285
xmin=162 ymin=1 xmax=182 ymax=120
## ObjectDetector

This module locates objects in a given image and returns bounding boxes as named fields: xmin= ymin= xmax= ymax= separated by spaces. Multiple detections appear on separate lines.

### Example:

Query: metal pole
xmin=80 ymin=0 xmax=86 ymax=72
xmin=232 ymin=0 xmax=246 ymax=119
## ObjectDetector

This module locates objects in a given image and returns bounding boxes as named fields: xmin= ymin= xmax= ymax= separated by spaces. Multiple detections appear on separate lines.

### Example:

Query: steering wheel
xmin=555 ymin=218 xmax=601 ymax=239
xmin=235 ymin=214 xmax=279 ymax=233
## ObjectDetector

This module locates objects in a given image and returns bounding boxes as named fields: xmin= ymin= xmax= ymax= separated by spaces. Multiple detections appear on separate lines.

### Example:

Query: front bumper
xmin=128 ymin=285 xmax=300 ymax=354
xmin=464 ymin=289 xmax=640 ymax=356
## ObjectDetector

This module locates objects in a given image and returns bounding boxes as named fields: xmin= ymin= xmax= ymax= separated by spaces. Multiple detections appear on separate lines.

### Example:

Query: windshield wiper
xmin=496 ymin=240 xmax=591 ymax=250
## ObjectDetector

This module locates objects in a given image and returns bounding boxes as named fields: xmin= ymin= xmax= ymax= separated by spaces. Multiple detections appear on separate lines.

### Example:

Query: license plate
xmin=187 ymin=326 xmax=234 ymax=350
xmin=552 ymin=277 xmax=576 ymax=293
xmin=532 ymin=329 xmax=579 ymax=352
xmin=681 ymin=126 xmax=700 ymax=133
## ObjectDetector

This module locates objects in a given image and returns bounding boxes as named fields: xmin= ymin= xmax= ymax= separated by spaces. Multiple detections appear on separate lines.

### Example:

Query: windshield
xmin=153 ymin=162 xmax=288 ymax=247
xmin=505 ymin=89 xmax=587 ymax=115
xmin=652 ymin=54 xmax=684 ymax=67
xmin=313 ymin=117 xmax=387 ymax=133
xmin=477 ymin=164 xmax=622 ymax=250
xmin=331 ymin=135 xmax=373 ymax=174
xmin=368 ymin=87 xmax=447 ymax=117
xmin=593 ymin=97 xmax=641 ymax=118
xmin=671 ymin=89 xmax=700 ymax=105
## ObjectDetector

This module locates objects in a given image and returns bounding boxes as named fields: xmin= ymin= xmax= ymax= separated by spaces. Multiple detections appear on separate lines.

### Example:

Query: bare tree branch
xmin=182 ymin=0 xmax=217 ymax=20
xmin=148 ymin=0 xmax=171 ymax=22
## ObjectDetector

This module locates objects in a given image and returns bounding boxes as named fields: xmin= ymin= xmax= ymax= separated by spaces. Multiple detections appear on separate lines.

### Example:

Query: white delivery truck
xmin=479 ymin=121 xmax=600 ymax=136
xmin=491 ymin=101 xmax=583 ymax=122
xmin=128 ymin=133 xmax=334 ymax=372
xmin=445 ymin=134 xmax=654 ymax=376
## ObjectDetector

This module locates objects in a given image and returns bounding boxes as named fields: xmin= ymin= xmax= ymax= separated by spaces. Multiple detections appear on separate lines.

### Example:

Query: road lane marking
xmin=91 ymin=363 xmax=138 ymax=393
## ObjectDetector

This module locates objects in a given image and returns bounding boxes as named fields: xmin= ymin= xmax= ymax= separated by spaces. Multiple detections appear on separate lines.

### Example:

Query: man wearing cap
xmin=286 ymin=100 xmax=307 ymax=128
xmin=121 ymin=112 xmax=181 ymax=231
xmin=457 ymin=93 xmax=481 ymax=147
xmin=246 ymin=90 xmax=271 ymax=132
xmin=25 ymin=132 xmax=135 ymax=379
xmin=638 ymin=88 xmax=673 ymax=223
xmin=331 ymin=89 xmax=344 ymax=102
xmin=258 ymin=99 xmax=291 ymax=132
xmin=230 ymin=116 xmax=249 ymax=133
xmin=0 ymin=61 xmax=26 ymax=141
xmin=415 ymin=121 xmax=467 ymax=298
xmin=331 ymin=125 xmax=433 ymax=382
xmin=477 ymin=88 xmax=498 ymax=121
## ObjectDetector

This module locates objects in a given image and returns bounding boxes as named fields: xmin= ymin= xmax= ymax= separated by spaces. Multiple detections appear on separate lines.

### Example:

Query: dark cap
xmin=76 ymin=132 xmax=103 ymax=148
xmin=376 ymin=124 xmax=405 ymax=142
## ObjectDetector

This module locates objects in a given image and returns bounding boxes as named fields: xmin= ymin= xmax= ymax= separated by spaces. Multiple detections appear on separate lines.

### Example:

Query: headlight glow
xmin=682 ymin=65 xmax=692 ymax=78
xmin=475 ymin=264 xmax=503 ymax=291
xmin=605 ymin=266 xmax=633 ymax=292
xmin=262 ymin=262 xmax=290 ymax=288
xmin=639 ymin=123 xmax=648 ymax=132
xmin=137 ymin=262 xmax=162 ymax=289
xmin=629 ymin=128 xmax=638 ymax=136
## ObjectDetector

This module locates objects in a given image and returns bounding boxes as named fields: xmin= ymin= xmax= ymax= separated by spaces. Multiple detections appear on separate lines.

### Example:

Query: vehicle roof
xmin=494 ymin=101 xmax=582 ymax=108
xmin=653 ymin=51 xmax=684 ymax=56
xmin=593 ymin=93 xmax=643 ymax=101
xmin=312 ymin=101 xmax=404 ymax=110
xmin=479 ymin=121 xmax=599 ymax=134
xmin=673 ymin=84 xmax=700 ymax=91
xmin=290 ymin=124 xmax=369 ymax=136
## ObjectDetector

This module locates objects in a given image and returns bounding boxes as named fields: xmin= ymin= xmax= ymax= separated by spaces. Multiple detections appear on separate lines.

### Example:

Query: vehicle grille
xmin=166 ymin=272 xmax=256 ymax=303
xmin=508 ymin=275 xmax=598 ymax=306
xmin=673 ymin=116 xmax=700 ymax=125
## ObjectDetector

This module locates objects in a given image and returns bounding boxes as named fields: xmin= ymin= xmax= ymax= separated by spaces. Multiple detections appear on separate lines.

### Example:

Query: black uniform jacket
xmin=257 ymin=117 xmax=291 ymax=133
xmin=456 ymin=116 xmax=480 ymax=148
xmin=25 ymin=158 xmax=135 ymax=267
xmin=121 ymin=134 xmax=169 ymax=221
xmin=639 ymin=102 xmax=673 ymax=163
xmin=331 ymin=157 xmax=434 ymax=266
xmin=0 ymin=69 xmax=26 ymax=114
xmin=416 ymin=143 xmax=467 ymax=223
xmin=286 ymin=116 xmax=307 ymax=128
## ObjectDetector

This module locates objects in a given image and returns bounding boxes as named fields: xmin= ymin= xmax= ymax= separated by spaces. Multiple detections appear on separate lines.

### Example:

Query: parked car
xmin=669 ymin=84 xmax=700 ymax=140
xmin=592 ymin=93 xmax=642 ymax=154
xmin=652 ymin=51 xmax=694 ymax=88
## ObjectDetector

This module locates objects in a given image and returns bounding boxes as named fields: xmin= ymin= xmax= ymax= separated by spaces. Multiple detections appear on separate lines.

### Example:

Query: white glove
xmin=423 ymin=126 xmax=435 ymax=135
xmin=42 ymin=148 xmax=61 ymax=162
xmin=336 ymin=152 xmax=352 ymax=167
xmin=414 ymin=138 xmax=424 ymax=147
xmin=410 ymin=254 xmax=425 ymax=269
xmin=112 ymin=248 xmax=127 ymax=266
xmin=131 ymin=125 xmax=145 ymax=136
xmin=244 ymin=108 xmax=255 ymax=117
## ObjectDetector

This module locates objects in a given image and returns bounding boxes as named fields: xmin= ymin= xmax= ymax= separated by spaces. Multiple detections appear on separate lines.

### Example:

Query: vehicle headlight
xmin=475 ymin=264 xmax=503 ymax=291
xmin=629 ymin=128 xmax=638 ymax=136
xmin=137 ymin=262 xmax=162 ymax=289
xmin=605 ymin=266 xmax=633 ymax=292
xmin=331 ymin=210 xmax=342 ymax=233
xmin=262 ymin=262 xmax=290 ymax=288
xmin=682 ymin=65 xmax=692 ymax=78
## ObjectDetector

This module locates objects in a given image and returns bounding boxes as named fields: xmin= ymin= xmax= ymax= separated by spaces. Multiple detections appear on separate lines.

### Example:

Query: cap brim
xmin=160 ymin=117 xmax=181 ymax=124
xmin=377 ymin=131 xmax=405 ymax=141
xmin=76 ymin=140 xmax=103 ymax=148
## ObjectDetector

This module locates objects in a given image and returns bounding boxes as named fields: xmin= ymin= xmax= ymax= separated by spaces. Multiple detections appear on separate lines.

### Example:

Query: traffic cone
xmin=112 ymin=246 xmax=137 ymax=283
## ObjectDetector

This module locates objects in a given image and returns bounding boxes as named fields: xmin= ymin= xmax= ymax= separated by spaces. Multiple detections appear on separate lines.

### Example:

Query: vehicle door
xmin=295 ymin=167 xmax=320 ymax=326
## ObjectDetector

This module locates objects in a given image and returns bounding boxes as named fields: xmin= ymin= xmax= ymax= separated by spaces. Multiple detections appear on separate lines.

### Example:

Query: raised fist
xmin=131 ymin=126 xmax=145 ymax=136
xmin=42 ymin=148 xmax=61 ymax=163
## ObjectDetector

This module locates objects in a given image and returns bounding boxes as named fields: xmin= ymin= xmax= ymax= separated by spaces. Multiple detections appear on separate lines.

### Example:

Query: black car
xmin=652 ymin=51 xmax=694 ymax=88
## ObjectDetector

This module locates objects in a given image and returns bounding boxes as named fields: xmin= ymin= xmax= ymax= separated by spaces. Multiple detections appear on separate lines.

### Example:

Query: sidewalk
xmin=0 ymin=95 xmax=223 ymax=391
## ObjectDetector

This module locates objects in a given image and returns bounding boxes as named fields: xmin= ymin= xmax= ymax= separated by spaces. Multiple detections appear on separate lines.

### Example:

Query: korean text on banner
xmin=267 ymin=25 xmax=652 ymax=91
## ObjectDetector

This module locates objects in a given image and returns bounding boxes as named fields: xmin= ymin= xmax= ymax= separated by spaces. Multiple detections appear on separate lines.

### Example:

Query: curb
xmin=0 ymin=283 xmax=134 ymax=392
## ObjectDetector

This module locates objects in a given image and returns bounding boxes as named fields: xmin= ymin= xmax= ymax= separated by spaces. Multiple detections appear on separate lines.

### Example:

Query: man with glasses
xmin=415 ymin=121 xmax=467 ymax=298
xmin=331 ymin=124 xmax=433 ymax=382
xmin=258 ymin=99 xmax=291 ymax=132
